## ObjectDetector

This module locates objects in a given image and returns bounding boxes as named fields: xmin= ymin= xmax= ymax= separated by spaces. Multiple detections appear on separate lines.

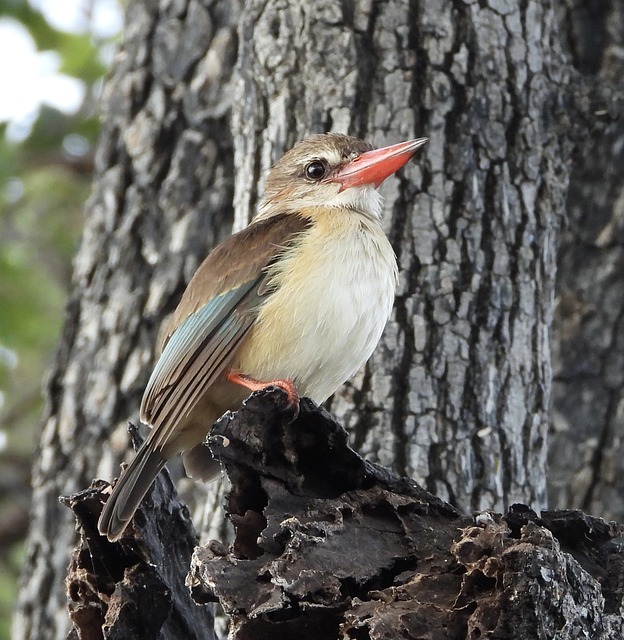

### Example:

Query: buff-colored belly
xmin=234 ymin=218 xmax=397 ymax=402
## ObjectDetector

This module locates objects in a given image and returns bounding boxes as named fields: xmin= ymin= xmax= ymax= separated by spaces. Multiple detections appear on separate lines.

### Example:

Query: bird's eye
xmin=304 ymin=160 xmax=327 ymax=181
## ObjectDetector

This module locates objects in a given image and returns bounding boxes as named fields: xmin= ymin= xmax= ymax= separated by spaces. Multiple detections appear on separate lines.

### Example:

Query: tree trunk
xmin=229 ymin=0 xmax=571 ymax=512
xmin=14 ymin=1 xmax=242 ymax=638
xmin=14 ymin=0 xmax=622 ymax=638
xmin=549 ymin=0 xmax=624 ymax=522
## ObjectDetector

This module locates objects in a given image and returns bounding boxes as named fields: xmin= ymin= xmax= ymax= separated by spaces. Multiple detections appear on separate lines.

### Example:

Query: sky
xmin=0 ymin=0 xmax=122 ymax=139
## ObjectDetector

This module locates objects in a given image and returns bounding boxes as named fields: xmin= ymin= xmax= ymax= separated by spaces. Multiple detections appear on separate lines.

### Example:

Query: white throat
xmin=258 ymin=184 xmax=384 ymax=221
xmin=324 ymin=184 xmax=384 ymax=220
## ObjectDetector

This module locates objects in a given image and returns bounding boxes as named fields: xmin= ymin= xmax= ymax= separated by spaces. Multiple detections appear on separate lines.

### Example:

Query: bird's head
xmin=257 ymin=133 xmax=427 ymax=221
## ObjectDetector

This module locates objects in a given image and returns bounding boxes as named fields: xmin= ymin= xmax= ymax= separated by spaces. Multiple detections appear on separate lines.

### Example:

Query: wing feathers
xmin=150 ymin=316 xmax=254 ymax=450
xmin=159 ymin=213 xmax=311 ymax=349
xmin=99 ymin=214 xmax=312 ymax=540
xmin=140 ymin=283 xmax=257 ymax=423
xmin=140 ymin=213 xmax=311 ymax=445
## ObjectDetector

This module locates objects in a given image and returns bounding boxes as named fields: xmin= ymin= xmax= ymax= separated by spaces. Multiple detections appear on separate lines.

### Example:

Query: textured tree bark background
xmin=12 ymin=0 xmax=624 ymax=638
xmin=233 ymin=0 xmax=569 ymax=516
xmin=549 ymin=0 xmax=624 ymax=522
xmin=14 ymin=1 xmax=242 ymax=636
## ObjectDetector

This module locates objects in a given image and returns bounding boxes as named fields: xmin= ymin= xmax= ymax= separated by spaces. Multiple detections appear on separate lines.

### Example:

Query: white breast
xmin=237 ymin=213 xmax=398 ymax=403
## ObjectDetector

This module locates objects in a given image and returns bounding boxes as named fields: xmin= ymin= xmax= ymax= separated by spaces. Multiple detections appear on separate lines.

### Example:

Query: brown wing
xmin=140 ymin=213 xmax=311 ymax=446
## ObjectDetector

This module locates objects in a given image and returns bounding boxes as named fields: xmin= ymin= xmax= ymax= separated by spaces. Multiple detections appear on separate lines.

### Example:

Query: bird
xmin=98 ymin=132 xmax=427 ymax=541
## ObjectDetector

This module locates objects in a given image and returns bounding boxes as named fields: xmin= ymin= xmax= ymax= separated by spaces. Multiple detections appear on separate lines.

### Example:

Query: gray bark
xmin=549 ymin=0 xmax=624 ymax=521
xmin=14 ymin=1 xmax=241 ymax=638
xmin=14 ymin=0 xmax=622 ymax=638
xmin=230 ymin=0 xmax=571 ymax=512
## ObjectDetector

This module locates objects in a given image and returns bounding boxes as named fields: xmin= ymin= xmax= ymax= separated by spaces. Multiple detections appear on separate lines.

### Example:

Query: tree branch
xmin=62 ymin=424 xmax=215 ymax=640
xmin=66 ymin=391 xmax=624 ymax=639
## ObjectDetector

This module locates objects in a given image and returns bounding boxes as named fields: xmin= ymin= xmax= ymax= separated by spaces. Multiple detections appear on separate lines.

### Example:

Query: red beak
xmin=331 ymin=137 xmax=427 ymax=191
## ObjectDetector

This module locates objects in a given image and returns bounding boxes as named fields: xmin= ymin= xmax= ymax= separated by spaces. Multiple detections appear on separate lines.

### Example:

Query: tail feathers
xmin=98 ymin=442 xmax=167 ymax=542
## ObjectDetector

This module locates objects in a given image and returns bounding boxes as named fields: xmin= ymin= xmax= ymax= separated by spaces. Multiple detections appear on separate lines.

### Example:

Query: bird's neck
xmin=256 ymin=185 xmax=384 ymax=223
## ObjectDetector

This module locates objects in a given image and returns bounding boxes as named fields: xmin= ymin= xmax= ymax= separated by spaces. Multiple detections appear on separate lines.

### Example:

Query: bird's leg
xmin=226 ymin=370 xmax=300 ymax=405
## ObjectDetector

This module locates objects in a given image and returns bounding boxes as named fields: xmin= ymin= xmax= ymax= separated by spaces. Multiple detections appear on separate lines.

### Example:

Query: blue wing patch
xmin=140 ymin=277 xmax=263 ymax=430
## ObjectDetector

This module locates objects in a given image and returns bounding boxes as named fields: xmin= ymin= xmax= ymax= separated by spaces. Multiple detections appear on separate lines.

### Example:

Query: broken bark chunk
xmin=67 ymin=390 xmax=624 ymax=639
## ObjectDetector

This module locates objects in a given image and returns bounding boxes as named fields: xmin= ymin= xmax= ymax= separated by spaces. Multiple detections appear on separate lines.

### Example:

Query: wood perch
xmin=64 ymin=389 xmax=624 ymax=639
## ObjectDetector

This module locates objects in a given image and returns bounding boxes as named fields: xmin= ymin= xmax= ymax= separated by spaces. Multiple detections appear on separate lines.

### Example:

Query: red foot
xmin=226 ymin=370 xmax=299 ymax=404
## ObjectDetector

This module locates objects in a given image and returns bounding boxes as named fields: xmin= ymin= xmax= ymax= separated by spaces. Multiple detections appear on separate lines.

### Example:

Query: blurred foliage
xmin=0 ymin=2 xmax=121 ymax=637
xmin=2 ymin=0 xmax=108 ymax=81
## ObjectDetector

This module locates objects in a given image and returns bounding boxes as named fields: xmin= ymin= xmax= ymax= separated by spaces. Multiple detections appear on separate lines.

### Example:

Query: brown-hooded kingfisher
xmin=98 ymin=132 xmax=427 ymax=541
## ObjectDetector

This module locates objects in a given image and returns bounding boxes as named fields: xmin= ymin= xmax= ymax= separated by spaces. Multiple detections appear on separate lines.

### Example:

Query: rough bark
xmin=14 ymin=1 xmax=241 ymax=638
xmin=66 ymin=390 xmax=624 ymax=640
xmin=62 ymin=427 xmax=214 ymax=640
xmin=549 ymin=0 xmax=624 ymax=521
xmin=231 ymin=0 xmax=572 ymax=512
